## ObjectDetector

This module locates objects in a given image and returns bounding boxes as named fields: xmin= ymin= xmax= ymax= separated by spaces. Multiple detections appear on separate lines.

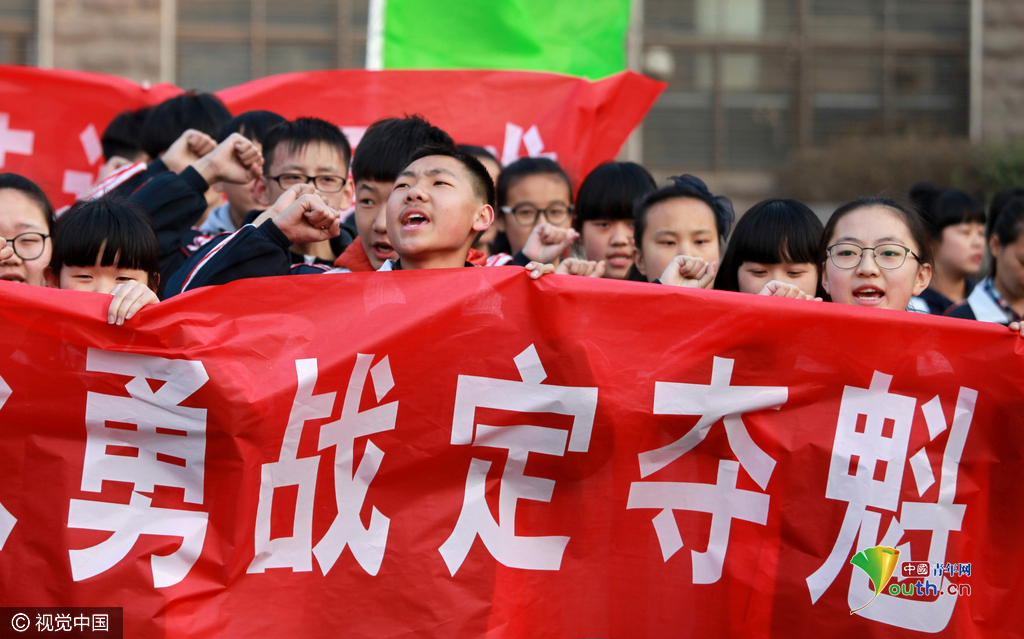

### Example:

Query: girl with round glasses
xmin=818 ymin=197 xmax=932 ymax=311
xmin=0 ymin=173 xmax=54 ymax=287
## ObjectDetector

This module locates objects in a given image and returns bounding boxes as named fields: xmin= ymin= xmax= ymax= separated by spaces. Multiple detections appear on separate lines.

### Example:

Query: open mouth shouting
xmin=852 ymin=285 xmax=885 ymax=305
xmin=400 ymin=208 xmax=430 ymax=231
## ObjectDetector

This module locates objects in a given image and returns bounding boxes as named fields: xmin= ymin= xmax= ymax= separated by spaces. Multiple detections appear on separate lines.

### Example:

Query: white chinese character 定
xmin=439 ymin=345 xmax=598 ymax=575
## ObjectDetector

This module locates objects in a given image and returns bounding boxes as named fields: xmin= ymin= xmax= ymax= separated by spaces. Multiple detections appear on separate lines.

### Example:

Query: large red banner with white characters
xmin=0 ymin=270 xmax=1022 ymax=638
xmin=0 ymin=66 xmax=664 ymax=211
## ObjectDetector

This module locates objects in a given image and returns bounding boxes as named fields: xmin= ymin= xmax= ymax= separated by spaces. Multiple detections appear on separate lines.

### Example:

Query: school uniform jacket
xmin=945 ymin=279 xmax=1015 ymax=324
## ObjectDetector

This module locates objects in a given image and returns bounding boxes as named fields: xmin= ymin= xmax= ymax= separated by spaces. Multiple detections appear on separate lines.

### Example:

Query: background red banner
xmin=0 ymin=66 xmax=664 ymax=210
xmin=0 ymin=271 xmax=1021 ymax=637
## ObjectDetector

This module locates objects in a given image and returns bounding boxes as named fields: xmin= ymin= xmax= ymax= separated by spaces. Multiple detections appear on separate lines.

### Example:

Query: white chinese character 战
xmin=626 ymin=357 xmax=787 ymax=584
xmin=0 ymin=372 xmax=15 ymax=550
xmin=67 ymin=349 xmax=210 ymax=588
xmin=806 ymin=371 xmax=976 ymax=633
xmin=249 ymin=354 xmax=396 ymax=576
xmin=439 ymin=344 xmax=598 ymax=576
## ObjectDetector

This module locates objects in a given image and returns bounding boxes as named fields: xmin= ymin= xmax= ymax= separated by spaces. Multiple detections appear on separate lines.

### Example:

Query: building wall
xmin=52 ymin=0 xmax=161 ymax=83
xmin=983 ymin=0 xmax=1024 ymax=142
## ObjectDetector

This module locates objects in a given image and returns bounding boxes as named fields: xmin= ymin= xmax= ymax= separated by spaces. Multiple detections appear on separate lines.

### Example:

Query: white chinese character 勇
xmin=67 ymin=349 xmax=210 ymax=588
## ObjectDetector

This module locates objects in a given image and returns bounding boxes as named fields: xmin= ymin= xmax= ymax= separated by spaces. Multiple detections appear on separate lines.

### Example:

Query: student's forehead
xmin=271 ymin=141 xmax=346 ymax=171
xmin=649 ymin=197 xmax=716 ymax=231
xmin=357 ymin=179 xmax=393 ymax=194
xmin=833 ymin=206 xmax=912 ymax=243
xmin=405 ymin=155 xmax=465 ymax=176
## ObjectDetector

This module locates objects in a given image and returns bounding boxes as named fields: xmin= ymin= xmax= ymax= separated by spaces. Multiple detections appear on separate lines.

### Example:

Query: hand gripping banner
xmin=0 ymin=270 xmax=1021 ymax=637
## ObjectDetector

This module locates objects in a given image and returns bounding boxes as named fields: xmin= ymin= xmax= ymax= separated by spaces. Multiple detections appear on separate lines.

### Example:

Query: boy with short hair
xmin=200 ymin=110 xmax=287 ymax=235
xmin=380 ymin=144 xmax=494 ymax=270
xmin=336 ymin=115 xmax=454 ymax=272
xmin=251 ymin=117 xmax=355 ymax=262
xmin=98 ymin=92 xmax=232 ymax=198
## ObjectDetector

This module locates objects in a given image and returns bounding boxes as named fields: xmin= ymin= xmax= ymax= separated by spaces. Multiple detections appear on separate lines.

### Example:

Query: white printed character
xmin=626 ymin=357 xmax=787 ymax=584
xmin=806 ymin=371 xmax=916 ymax=602
xmin=67 ymin=349 xmax=210 ymax=588
xmin=0 ymin=373 xmax=15 ymax=550
xmin=249 ymin=355 xmax=396 ymax=576
xmin=313 ymin=355 xmax=397 ymax=576
xmin=844 ymin=387 xmax=976 ymax=632
xmin=439 ymin=344 xmax=598 ymax=576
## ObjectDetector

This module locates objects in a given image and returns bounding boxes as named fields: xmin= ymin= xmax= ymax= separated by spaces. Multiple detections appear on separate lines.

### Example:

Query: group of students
xmin=2 ymin=92 xmax=1024 ymax=339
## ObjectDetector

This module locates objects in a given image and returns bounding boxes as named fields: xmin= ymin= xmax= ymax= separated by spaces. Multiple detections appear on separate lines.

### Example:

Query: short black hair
xmin=987 ymin=188 xmax=1024 ymax=240
xmin=141 ymin=92 xmax=231 ymax=158
xmin=216 ymin=110 xmax=287 ymax=144
xmin=573 ymin=161 xmax=656 ymax=232
xmin=0 ymin=173 xmax=54 ymax=233
xmin=405 ymin=144 xmax=496 ymax=210
xmin=457 ymin=145 xmax=498 ymax=165
xmin=911 ymin=184 xmax=986 ymax=239
xmin=714 ymin=198 xmax=824 ymax=293
xmin=634 ymin=175 xmax=734 ymax=248
xmin=496 ymin=157 xmax=572 ymax=208
xmin=989 ymin=198 xmax=1024 ymax=279
xmin=352 ymin=115 xmax=453 ymax=184
xmin=102 ymin=109 xmax=148 ymax=162
xmin=262 ymin=117 xmax=352 ymax=173
xmin=50 ymin=196 xmax=160 ymax=289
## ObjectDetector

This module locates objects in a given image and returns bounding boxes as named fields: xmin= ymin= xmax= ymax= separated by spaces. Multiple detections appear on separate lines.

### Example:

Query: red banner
xmin=0 ymin=271 xmax=1021 ymax=638
xmin=0 ymin=66 xmax=664 ymax=210
xmin=0 ymin=66 xmax=180 ymax=208
xmin=215 ymin=69 xmax=665 ymax=187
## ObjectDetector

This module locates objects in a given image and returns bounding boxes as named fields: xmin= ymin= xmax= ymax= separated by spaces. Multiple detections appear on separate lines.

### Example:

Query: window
xmin=0 ymin=0 xmax=36 ymax=65
xmin=643 ymin=0 xmax=970 ymax=172
xmin=177 ymin=0 xmax=368 ymax=91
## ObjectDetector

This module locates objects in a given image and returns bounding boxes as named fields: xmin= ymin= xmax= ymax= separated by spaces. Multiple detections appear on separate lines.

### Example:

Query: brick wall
xmin=52 ymin=0 xmax=161 ymax=83
xmin=983 ymin=0 xmax=1024 ymax=142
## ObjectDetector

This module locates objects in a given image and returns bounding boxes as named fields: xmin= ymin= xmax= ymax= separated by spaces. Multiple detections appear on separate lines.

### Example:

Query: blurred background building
xmin=1 ymin=0 xmax=1021 ymax=204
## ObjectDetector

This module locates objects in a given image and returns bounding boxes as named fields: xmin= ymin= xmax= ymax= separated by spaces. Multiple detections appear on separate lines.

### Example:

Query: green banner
xmin=372 ymin=0 xmax=632 ymax=80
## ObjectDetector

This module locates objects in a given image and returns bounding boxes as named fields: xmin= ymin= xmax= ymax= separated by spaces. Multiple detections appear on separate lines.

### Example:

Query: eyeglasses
xmin=2 ymin=232 xmax=49 ymax=261
xmin=500 ymin=203 xmax=574 ymax=227
xmin=268 ymin=173 xmax=348 ymax=193
xmin=826 ymin=243 xmax=920 ymax=270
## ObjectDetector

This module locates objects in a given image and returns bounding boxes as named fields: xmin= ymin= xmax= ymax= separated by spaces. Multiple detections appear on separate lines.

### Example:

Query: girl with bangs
xmin=908 ymin=184 xmax=986 ymax=314
xmin=714 ymin=198 xmax=824 ymax=300
xmin=46 ymin=196 xmax=161 ymax=325
xmin=573 ymin=161 xmax=657 ymax=280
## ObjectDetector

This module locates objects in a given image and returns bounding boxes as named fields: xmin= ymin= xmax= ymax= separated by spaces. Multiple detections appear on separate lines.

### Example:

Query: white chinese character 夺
xmin=249 ymin=354 xmax=396 ymax=576
xmin=626 ymin=357 xmax=787 ymax=584
xmin=67 ymin=349 xmax=210 ymax=588
xmin=439 ymin=344 xmax=598 ymax=575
